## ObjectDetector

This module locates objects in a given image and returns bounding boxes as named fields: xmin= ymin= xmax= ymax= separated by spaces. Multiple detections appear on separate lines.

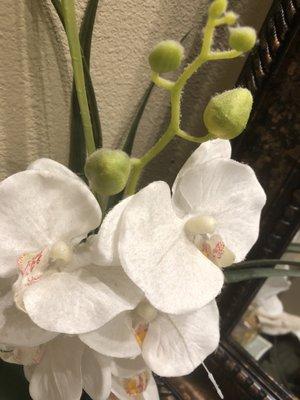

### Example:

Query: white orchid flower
xmin=1 ymin=335 xmax=158 ymax=400
xmin=253 ymin=275 xmax=300 ymax=338
xmin=87 ymin=139 xmax=265 ymax=376
xmin=80 ymin=300 xmax=219 ymax=377
xmin=0 ymin=159 xmax=142 ymax=340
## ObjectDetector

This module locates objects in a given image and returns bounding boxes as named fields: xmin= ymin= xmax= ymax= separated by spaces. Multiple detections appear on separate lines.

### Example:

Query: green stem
xmin=229 ymin=259 xmax=300 ymax=270
xmin=225 ymin=268 xmax=300 ymax=283
xmin=208 ymin=50 xmax=242 ymax=60
xmin=151 ymin=72 xmax=175 ymax=91
xmin=174 ymin=17 xmax=215 ymax=91
xmin=177 ymin=130 xmax=212 ymax=143
xmin=61 ymin=0 xmax=95 ymax=156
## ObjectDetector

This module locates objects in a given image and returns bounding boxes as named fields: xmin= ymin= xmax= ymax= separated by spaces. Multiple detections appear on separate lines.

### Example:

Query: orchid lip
xmin=13 ymin=241 xmax=74 ymax=313
xmin=184 ymin=215 xmax=235 ymax=268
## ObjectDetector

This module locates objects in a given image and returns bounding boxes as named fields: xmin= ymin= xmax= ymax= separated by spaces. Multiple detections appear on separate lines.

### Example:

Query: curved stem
xmin=177 ymin=130 xmax=212 ymax=143
xmin=61 ymin=0 xmax=96 ymax=156
xmin=151 ymin=72 xmax=175 ymax=91
xmin=208 ymin=49 xmax=242 ymax=60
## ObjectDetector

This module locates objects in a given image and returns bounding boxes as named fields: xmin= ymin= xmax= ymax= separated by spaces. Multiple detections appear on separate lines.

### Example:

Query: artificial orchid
xmin=85 ymin=139 xmax=266 ymax=377
xmin=0 ymin=1 xmax=275 ymax=398
xmin=0 ymin=158 xmax=142 ymax=339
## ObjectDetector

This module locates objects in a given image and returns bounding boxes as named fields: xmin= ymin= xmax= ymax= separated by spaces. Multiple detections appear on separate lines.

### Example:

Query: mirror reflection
xmin=232 ymin=230 xmax=300 ymax=398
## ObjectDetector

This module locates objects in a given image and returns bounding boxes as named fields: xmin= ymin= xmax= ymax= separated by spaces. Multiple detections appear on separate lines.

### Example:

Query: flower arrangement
xmin=1 ymin=0 xmax=299 ymax=399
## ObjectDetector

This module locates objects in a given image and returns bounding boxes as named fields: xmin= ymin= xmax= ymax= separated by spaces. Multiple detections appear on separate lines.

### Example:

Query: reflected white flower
xmin=253 ymin=274 xmax=300 ymax=338
xmin=0 ymin=159 xmax=142 ymax=339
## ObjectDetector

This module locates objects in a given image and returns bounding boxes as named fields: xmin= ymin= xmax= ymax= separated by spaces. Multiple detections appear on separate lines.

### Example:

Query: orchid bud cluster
xmin=83 ymin=0 xmax=257 ymax=198
xmin=0 ymin=1 xmax=266 ymax=400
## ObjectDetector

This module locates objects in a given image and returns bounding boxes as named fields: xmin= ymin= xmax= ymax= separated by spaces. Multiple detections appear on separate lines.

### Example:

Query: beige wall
xmin=0 ymin=0 xmax=272 ymax=181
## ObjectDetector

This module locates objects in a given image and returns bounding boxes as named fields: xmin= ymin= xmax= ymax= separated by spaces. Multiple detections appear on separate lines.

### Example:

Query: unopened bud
xmin=229 ymin=27 xmax=257 ymax=52
xmin=203 ymin=88 xmax=253 ymax=139
xmin=224 ymin=11 xmax=238 ymax=25
xmin=149 ymin=40 xmax=184 ymax=73
xmin=209 ymin=0 xmax=228 ymax=18
xmin=85 ymin=149 xmax=131 ymax=196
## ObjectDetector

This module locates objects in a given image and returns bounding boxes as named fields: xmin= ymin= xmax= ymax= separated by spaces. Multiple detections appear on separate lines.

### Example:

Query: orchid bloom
xmin=0 ymin=158 xmax=143 ymax=344
xmin=253 ymin=274 xmax=300 ymax=338
xmin=1 ymin=336 xmax=158 ymax=400
xmin=86 ymin=139 xmax=266 ymax=376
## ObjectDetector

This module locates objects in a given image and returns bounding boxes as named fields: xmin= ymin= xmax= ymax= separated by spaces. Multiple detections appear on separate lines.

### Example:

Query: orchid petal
xmin=0 ymin=170 xmax=101 ymax=278
xmin=0 ymin=345 xmax=43 ymax=366
xmin=111 ymin=356 xmax=147 ymax=379
xmin=174 ymin=139 xmax=231 ymax=185
xmin=82 ymin=348 xmax=111 ymax=400
xmin=142 ymin=301 xmax=219 ymax=377
xmin=172 ymin=140 xmax=231 ymax=215
xmin=176 ymin=159 xmax=266 ymax=262
xmin=80 ymin=312 xmax=140 ymax=358
xmin=29 ymin=336 xmax=84 ymax=400
xmin=112 ymin=374 xmax=159 ymax=400
xmin=28 ymin=158 xmax=81 ymax=181
xmin=89 ymin=197 xmax=132 ymax=266
xmin=111 ymin=357 xmax=158 ymax=399
xmin=254 ymin=276 xmax=291 ymax=314
xmin=0 ymin=289 xmax=56 ymax=347
xmin=24 ymin=365 xmax=36 ymax=381
xmin=23 ymin=266 xmax=143 ymax=334
xmin=118 ymin=182 xmax=223 ymax=314
xmin=258 ymin=311 xmax=300 ymax=336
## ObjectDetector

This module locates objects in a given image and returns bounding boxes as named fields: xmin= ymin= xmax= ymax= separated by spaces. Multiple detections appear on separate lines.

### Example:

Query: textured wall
xmin=0 ymin=0 xmax=272 ymax=180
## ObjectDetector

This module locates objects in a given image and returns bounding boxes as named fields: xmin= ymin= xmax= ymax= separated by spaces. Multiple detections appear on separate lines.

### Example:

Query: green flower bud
xmin=224 ymin=11 xmax=238 ymax=25
xmin=203 ymin=88 xmax=253 ymax=139
xmin=85 ymin=149 xmax=131 ymax=196
xmin=148 ymin=40 xmax=184 ymax=73
xmin=229 ymin=27 xmax=257 ymax=52
xmin=208 ymin=0 xmax=228 ymax=18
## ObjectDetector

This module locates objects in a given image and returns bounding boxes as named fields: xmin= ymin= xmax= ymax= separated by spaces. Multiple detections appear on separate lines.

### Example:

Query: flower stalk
xmin=61 ymin=0 xmax=96 ymax=156
xmin=125 ymin=11 xmax=243 ymax=196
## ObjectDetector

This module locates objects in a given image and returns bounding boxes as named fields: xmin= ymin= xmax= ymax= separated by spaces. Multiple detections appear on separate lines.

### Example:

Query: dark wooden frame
xmin=160 ymin=0 xmax=300 ymax=399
